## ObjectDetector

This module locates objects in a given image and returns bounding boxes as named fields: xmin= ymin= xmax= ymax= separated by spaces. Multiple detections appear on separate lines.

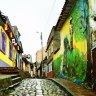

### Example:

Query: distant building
xmin=22 ymin=54 xmax=32 ymax=76
xmin=36 ymin=46 xmax=47 ymax=77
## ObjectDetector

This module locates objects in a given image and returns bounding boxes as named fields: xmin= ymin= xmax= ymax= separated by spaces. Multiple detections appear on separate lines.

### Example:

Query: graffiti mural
xmin=53 ymin=0 xmax=88 ymax=83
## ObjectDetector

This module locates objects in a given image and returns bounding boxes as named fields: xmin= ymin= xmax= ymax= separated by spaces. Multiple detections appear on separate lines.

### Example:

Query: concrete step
xmin=0 ymin=74 xmax=22 ymax=95
xmin=11 ymin=74 xmax=20 ymax=79
xmin=12 ymin=77 xmax=21 ymax=81
xmin=9 ymin=82 xmax=21 ymax=88
xmin=9 ymin=74 xmax=21 ymax=88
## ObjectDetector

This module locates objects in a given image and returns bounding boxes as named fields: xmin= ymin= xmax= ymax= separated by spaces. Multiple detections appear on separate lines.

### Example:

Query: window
xmin=0 ymin=29 xmax=2 ymax=49
xmin=1 ymin=32 xmax=6 ymax=53
xmin=9 ymin=42 xmax=13 ymax=59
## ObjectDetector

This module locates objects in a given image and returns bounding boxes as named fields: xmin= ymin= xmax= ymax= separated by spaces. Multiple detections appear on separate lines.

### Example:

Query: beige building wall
xmin=36 ymin=46 xmax=47 ymax=66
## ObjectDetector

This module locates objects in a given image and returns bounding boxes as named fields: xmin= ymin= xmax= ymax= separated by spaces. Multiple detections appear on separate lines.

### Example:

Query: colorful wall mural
xmin=53 ymin=0 xmax=88 ymax=83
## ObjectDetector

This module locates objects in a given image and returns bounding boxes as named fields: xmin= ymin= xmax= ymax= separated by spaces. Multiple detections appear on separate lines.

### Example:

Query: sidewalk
xmin=50 ymin=78 xmax=96 ymax=96
xmin=0 ymin=74 xmax=13 ymax=79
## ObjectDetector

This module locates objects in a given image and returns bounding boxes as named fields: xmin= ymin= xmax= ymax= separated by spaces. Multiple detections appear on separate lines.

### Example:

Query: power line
xmin=45 ymin=0 xmax=57 ymax=29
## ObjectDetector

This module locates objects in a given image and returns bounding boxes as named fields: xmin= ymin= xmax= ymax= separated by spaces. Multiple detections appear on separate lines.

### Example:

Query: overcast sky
xmin=0 ymin=0 xmax=65 ymax=62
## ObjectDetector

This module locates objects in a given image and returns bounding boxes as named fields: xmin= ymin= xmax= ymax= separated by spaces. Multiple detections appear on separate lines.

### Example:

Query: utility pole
xmin=40 ymin=32 xmax=43 ymax=77
xmin=37 ymin=32 xmax=43 ymax=77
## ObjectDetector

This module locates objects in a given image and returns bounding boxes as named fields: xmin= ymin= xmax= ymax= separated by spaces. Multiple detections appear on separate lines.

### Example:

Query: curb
xmin=48 ymin=78 xmax=75 ymax=96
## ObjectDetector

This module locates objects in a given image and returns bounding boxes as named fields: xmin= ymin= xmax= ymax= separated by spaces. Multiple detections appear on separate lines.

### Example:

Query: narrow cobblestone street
xmin=9 ymin=79 xmax=68 ymax=96
xmin=1 ymin=0 xmax=96 ymax=95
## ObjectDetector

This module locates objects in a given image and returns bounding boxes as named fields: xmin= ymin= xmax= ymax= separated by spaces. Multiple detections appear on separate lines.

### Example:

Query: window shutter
xmin=9 ymin=43 xmax=13 ymax=59
xmin=2 ymin=32 xmax=6 ymax=53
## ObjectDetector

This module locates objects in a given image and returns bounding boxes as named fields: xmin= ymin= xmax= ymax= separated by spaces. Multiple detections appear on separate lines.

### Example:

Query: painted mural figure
xmin=63 ymin=18 xmax=73 ymax=78
xmin=63 ymin=37 xmax=70 ymax=77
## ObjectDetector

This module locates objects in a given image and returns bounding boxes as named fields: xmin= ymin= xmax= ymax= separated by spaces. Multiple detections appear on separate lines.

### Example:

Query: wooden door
xmin=92 ymin=48 xmax=96 ymax=90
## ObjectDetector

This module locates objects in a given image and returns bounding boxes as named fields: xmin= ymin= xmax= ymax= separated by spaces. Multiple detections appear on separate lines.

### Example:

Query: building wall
xmin=46 ymin=27 xmax=60 ymax=78
xmin=46 ymin=41 xmax=54 ymax=78
xmin=36 ymin=47 xmax=47 ymax=77
xmin=17 ymin=53 xmax=23 ymax=69
xmin=89 ymin=0 xmax=96 ymax=50
xmin=25 ymin=63 xmax=31 ymax=74
xmin=23 ymin=61 xmax=25 ymax=71
xmin=0 ymin=26 xmax=16 ymax=67
xmin=36 ymin=46 xmax=46 ymax=63
xmin=36 ymin=46 xmax=47 ymax=72
xmin=47 ymin=61 xmax=54 ymax=77
xmin=22 ymin=59 xmax=31 ymax=74
xmin=12 ymin=46 xmax=16 ymax=63
xmin=25 ymin=63 xmax=28 ymax=72
xmin=89 ymin=0 xmax=96 ymax=90
xmin=53 ymin=0 xmax=88 ymax=82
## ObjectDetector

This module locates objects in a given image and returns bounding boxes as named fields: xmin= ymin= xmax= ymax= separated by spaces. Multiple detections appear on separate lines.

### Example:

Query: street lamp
xmin=37 ymin=32 xmax=43 ymax=77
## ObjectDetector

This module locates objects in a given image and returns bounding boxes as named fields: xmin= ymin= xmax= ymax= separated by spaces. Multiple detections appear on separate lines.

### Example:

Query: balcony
xmin=46 ymin=26 xmax=60 ymax=54
xmin=53 ymin=31 xmax=60 ymax=54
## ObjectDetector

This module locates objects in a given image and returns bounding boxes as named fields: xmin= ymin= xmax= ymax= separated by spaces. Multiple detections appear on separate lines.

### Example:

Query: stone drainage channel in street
xmin=8 ymin=79 xmax=72 ymax=96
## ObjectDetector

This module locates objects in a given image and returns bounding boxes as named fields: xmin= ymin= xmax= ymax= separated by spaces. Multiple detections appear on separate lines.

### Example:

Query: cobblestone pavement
xmin=8 ymin=79 xmax=68 ymax=96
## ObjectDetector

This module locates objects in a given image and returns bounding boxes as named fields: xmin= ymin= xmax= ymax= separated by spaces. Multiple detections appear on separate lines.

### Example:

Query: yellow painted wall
xmin=53 ymin=17 xmax=87 ymax=60
xmin=25 ymin=63 xmax=30 ymax=73
xmin=73 ymin=38 xmax=87 ymax=55
xmin=0 ymin=26 xmax=16 ymax=67
xmin=12 ymin=46 xmax=16 ymax=63
xmin=53 ymin=18 xmax=70 ymax=60
xmin=27 ymin=64 xmax=30 ymax=73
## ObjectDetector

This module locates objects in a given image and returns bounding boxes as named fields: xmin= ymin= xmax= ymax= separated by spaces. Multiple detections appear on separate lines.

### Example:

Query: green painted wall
xmin=53 ymin=0 xmax=89 ymax=83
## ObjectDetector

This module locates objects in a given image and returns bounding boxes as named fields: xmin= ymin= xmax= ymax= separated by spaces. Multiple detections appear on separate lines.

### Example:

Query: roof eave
xmin=55 ymin=0 xmax=76 ymax=31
